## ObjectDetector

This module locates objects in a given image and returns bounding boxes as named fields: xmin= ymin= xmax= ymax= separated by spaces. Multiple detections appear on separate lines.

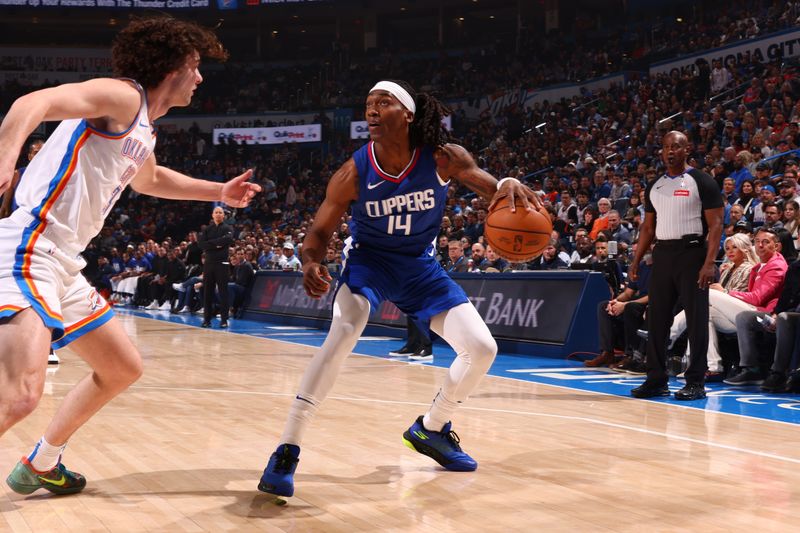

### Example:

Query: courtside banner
xmin=213 ymin=125 xmax=321 ymax=145
xmin=0 ymin=47 xmax=112 ymax=72
xmin=0 ymin=0 xmax=209 ymax=6
xmin=247 ymin=271 xmax=586 ymax=344
xmin=649 ymin=27 xmax=800 ymax=76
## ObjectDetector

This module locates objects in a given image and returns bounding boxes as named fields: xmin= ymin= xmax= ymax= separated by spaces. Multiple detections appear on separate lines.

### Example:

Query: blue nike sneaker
xmin=258 ymin=444 xmax=300 ymax=497
xmin=402 ymin=416 xmax=477 ymax=471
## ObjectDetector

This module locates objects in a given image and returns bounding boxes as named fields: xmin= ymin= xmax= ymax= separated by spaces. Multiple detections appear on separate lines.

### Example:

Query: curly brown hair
xmin=112 ymin=17 xmax=228 ymax=89
xmin=386 ymin=79 xmax=453 ymax=149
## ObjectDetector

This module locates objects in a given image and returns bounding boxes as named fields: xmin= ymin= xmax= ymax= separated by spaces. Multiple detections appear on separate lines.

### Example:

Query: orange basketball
xmin=484 ymin=199 xmax=553 ymax=262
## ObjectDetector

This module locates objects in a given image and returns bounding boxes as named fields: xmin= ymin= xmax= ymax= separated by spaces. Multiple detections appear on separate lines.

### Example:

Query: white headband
xmin=370 ymin=81 xmax=416 ymax=114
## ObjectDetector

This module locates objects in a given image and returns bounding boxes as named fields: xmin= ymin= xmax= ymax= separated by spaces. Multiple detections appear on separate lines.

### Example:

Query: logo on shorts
xmin=87 ymin=290 xmax=102 ymax=312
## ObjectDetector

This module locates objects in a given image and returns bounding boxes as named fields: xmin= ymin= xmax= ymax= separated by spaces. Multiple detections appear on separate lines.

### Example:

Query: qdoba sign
xmin=213 ymin=124 xmax=321 ymax=145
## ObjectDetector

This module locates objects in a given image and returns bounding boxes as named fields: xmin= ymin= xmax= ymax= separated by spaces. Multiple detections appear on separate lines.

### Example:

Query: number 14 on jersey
xmin=388 ymin=214 xmax=411 ymax=235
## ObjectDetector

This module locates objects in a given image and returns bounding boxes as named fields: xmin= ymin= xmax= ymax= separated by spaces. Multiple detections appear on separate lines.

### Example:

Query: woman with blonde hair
xmin=717 ymin=233 xmax=758 ymax=291
xmin=667 ymin=232 xmax=757 ymax=378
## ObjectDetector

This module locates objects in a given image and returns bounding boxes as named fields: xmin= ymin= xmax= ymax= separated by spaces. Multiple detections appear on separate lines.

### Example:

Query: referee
xmin=199 ymin=206 xmax=234 ymax=328
xmin=628 ymin=131 xmax=723 ymax=401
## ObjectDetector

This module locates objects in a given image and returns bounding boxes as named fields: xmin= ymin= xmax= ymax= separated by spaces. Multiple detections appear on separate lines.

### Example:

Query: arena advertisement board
xmin=649 ymin=28 xmax=800 ymax=77
xmin=0 ymin=0 xmax=209 ymax=6
xmin=213 ymin=124 xmax=321 ymax=145
xmin=461 ymin=73 xmax=626 ymax=120
xmin=349 ymin=116 xmax=452 ymax=139
xmin=156 ymin=112 xmax=329 ymax=133
xmin=247 ymin=272 xmax=586 ymax=344
xmin=0 ymin=47 xmax=112 ymax=72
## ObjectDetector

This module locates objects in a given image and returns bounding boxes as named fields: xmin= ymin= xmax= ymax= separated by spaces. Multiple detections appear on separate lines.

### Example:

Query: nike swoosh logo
xmin=655 ymin=185 xmax=664 ymax=189
xmin=39 ymin=474 xmax=66 ymax=486
xmin=367 ymin=180 xmax=386 ymax=190
xmin=139 ymin=120 xmax=149 ymax=129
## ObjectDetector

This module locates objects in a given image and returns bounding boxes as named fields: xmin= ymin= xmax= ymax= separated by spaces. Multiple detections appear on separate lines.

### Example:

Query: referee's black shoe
xmin=674 ymin=383 xmax=707 ymax=401
xmin=630 ymin=381 xmax=670 ymax=398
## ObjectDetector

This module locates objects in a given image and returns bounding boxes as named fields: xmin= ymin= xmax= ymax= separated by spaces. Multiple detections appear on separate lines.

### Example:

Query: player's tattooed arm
xmin=434 ymin=143 xmax=497 ymax=201
xmin=435 ymin=143 xmax=541 ymax=212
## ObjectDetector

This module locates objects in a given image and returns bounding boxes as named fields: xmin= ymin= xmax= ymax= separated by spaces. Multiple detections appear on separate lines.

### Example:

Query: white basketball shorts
xmin=0 ymin=211 xmax=113 ymax=348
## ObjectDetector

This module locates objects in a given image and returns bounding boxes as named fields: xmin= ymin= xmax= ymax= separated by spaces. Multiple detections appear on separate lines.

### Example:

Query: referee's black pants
xmin=646 ymin=242 xmax=709 ymax=385
xmin=203 ymin=262 xmax=230 ymax=323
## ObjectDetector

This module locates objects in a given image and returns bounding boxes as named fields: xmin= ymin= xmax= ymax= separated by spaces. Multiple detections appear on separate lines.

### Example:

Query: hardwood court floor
xmin=2 ymin=314 xmax=799 ymax=532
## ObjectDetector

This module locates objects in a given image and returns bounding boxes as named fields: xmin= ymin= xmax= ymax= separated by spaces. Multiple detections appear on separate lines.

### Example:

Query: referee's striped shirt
xmin=644 ymin=167 xmax=723 ymax=240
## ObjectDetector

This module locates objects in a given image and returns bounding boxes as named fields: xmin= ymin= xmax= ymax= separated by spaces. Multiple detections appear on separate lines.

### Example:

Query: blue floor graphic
xmin=117 ymin=308 xmax=800 ymax=426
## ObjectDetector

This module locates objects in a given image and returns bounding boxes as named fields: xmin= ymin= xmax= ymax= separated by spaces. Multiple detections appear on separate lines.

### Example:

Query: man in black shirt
xmin=199 ymin=207 xmax=234 ymax=328
xmin=629 ymin=131 xmax=724 ymax=401
xmin=229 ymin=249 xmax=255 ymax=318
xmin=183 ymin=231 xmax=203 ymax=267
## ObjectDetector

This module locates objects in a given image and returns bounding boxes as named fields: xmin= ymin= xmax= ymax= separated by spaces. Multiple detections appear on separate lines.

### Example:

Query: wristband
xmin=496 ymin=177 xmax=521 ymax=191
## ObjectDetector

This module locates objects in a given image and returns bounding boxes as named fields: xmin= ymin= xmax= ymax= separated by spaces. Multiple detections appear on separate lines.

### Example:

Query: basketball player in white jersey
xmin=0 ymin=17 xmax=260 ymax=496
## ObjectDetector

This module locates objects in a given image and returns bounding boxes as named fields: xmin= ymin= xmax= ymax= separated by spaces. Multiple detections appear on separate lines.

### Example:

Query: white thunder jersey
xmin=14 ymin=80 xmax=155 ymax=272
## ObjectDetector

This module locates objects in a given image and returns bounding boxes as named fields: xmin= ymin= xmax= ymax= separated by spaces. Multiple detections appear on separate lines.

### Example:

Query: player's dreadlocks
xmin=389 ymin=80 xmax=453 ymax=149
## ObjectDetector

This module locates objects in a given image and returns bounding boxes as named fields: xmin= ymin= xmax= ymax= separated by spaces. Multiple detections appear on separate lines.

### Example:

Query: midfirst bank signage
xmin=247 ymin=272 xmax=586 ymax=344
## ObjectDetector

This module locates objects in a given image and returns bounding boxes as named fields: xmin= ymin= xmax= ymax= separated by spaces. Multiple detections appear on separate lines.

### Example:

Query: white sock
xmin=28 ymin=437 xmax=66 ymax=472
xmin=280 ymin=394 xmax=321 ymax=446
xmin=423 ymin=389 xmax=460 ymax=432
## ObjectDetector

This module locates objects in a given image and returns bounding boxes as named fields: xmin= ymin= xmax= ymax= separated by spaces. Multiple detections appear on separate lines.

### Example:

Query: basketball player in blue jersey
xmin=258 ymin=80 xmax=540 ymax=498
xmin=0 ymin=17 xmax=260 ymax=496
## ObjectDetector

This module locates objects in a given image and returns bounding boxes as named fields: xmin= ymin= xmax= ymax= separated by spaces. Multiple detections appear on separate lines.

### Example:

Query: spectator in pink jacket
xmin=705 ymin=228 xmax=788 ymax=374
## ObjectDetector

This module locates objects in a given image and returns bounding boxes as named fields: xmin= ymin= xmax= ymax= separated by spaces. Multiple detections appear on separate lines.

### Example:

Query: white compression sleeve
xmin=423 ymin=302 xmax=497 ymax=431
xmin=279 ymin=284 xmax=370 ymax=445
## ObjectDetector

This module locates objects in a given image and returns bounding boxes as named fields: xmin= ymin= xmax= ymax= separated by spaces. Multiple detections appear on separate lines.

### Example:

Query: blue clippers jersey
xmin=350 ymin=141 xmax=448 ymax=256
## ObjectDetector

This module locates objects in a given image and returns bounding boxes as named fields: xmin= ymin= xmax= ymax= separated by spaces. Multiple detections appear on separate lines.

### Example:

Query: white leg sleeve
xmin=423 ymin=302 xmax=497 ymax=431
xmin=279 ymin=284 xmax=370 ymax=445
xmin=707 ymin=320 xmax=723 ymax=372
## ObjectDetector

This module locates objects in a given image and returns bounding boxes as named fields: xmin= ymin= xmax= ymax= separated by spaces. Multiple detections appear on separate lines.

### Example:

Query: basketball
xmin=484 ymin=199 xmax=553 ymax=262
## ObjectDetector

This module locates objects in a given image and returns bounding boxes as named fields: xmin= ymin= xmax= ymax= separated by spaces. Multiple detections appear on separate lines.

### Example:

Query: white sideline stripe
xmin=262 ymin=332 xmax=326 ymax=337
xmin=49 ymin=381 xmax=800 ymax=466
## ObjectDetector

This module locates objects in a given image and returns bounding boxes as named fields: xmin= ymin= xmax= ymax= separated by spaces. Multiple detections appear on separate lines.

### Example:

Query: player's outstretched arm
xmin=435 ymin=143 xmax=541 ymax=212
xmin=302 ymin=159 xmax=358 ymax=298
xmin=0 ymin=78 xmax=141 ymax=196
xmin=132 ymin=155 xmax=261 ymax=208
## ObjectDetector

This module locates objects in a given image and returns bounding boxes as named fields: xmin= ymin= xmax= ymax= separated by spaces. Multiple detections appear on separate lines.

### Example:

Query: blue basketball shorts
xmin=338 ymin=246 xmax=468 ymax=323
